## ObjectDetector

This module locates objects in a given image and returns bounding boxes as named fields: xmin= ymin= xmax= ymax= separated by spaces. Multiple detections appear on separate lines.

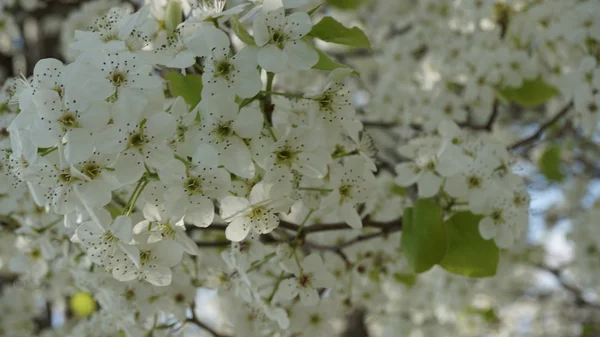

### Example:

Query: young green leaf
xmin=495 ymin=76 xmax=559 ymax=107
xmin=440 ymin=212 xmax=500 ymax=278
xmin=309 ymin=17 xmax=372 ymax=50
xmin=539 ymin=145 xmax=564 ymax=182
xmin=231 ymin=15 xmax=255 ymax=46
xmin=327 ymin=0 xmax=366 ymax=10
xmin=466 ymin=307 xmax=501 ymax=324
xmin=401 ymin=199 xmax=448 ymax=273
xmin=368 ymin=269 xmax=381 ymax=285
xmin=583 ymin=324 xmax=600 ymax=337
xmin=166 ymin=71 xmax=203 ymax=109
xmin=312 ymin=48 xmax=360 ymax=77
xmin=393 ymin=272 xmax=417 ymax=288
xmin=307 ymin=3 xmax=324 ymax=15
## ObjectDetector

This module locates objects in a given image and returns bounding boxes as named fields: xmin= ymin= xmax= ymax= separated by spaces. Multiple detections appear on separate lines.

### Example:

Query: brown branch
xmin=279 ymin=216 xmax=401 ymax=236
xmin=456 ymin=99 xmax=500 ymax=131
xmin=509 ymin=101 xmax=573 ymax=151
xmin=537 ymin=264 xmax=600 ymax=310
xmin=195 ymin=240 xmax=230 ymax=248
xmin=191 ymin=217 xmax=402 ymax=257
xmin=484 ymin=99 xmax=500 ymax=131
xmin=337 ymin=228 xmax=400 ymax=249
xmin=197 ymin=224 xmax=228 ymax=231
xmin=365 ymin=103 xmax=502 ymax=134
xmin=341 ymin=308 xmax=370 ymax=337
xmin=187 ymin=304 xmax=231 ymax=337
xmin=304 ymin=241 xmax=352 ymax=268
xmin=361 ymin=121 xmax=424 ymax=132
xmin=361 ymin=121 xmax=398 ymax=129
xmin=301 ymin=218 xmax=402 ymax=267
xmin=388 ymin=24 xmax=413 ymax=38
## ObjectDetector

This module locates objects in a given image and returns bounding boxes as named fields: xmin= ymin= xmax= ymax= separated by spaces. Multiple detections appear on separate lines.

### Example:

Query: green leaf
xmin=309 ymin=17 xmax=372 ymax=50
xmin=401 ymin=199 xmax=447 ymax=273
xmin=492 ymin=87 xmax=510 ymax=105
xmin=368 ymin=269 xmax=381 ymax=285
xmin=482 ymin=308 xmax=500 ymax=324
xmin=312 ymin=48 xmax=360 ymax=77
xmin=466 ymin=307 xmax=501 ymax=324
xmin=231 ymin=15 xmax=255 ymax=46
xmin=539 ymin=145 xmax=564 ymax=182
xmin=582 ymin=324 xmax=600 ymax=337
xmin=327 ymin=0 xmax=366 ymax=10
xmin=307 ymin=3 xmax=324 ymax=15
xmin=495 ymin=76 xmax=559 ymax=107
xmin=164 ymin=0 xmax=183 ymax=33
xmin=389 ymin=184 xmax=407 ymax=196
xmin=393 ymin=272 xmax=417 ymax=288
xmin=440 ymin=212 xmax=499 ymax=278
xmin=105 ymin=203 xmax=124 ymax=219
xmin=166 ymin=71 xmax=203 ymax=109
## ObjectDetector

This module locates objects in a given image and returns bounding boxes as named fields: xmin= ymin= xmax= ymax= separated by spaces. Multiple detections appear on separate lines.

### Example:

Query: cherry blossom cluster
xmin=0 ymin=0 xmax=383 ymax=335
xmin=0 ymin=0 xmax=599 ymax=337
xmin=394 ymin=120 xmax=529 ymax=248
xmin=4 ymin=0 xmax=376 ymax=281
xmin=361 ymin=0 xmax=599 ymax=137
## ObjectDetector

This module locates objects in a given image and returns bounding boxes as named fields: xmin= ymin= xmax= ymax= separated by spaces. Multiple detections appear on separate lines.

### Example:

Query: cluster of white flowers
xmin=567 ymin=205 xmax=600 ymax=293
xmin=5 ymin=0 xmax=377 ymax=277
xmin=0 ymin=0 xmax=385 ymax=335
xmin=0 ymin=0 xmax=599 ymax=336
xmin=362 ymin=0 xmax=599 ymax=136
xmin=395 ymin=120 xmax=529 ymax=248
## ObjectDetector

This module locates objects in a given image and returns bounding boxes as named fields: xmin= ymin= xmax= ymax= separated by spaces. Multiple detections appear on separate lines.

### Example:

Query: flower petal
xmin=258 ymin=45 xmax=288 ymax=73
xmin=225 ymin=217 xmax=250 ymax=242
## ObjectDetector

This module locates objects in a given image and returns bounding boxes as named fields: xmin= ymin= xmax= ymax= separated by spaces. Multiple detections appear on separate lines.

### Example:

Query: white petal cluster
xmin=3 ymin=0 xmax=598 ymax=336
xmin=0 ymin=1 xmax=384 ymax=335
xmin=395 ymin=120 xmax=528 ymax=247
xmin=4 ymin=0 xmax=375 ymax=283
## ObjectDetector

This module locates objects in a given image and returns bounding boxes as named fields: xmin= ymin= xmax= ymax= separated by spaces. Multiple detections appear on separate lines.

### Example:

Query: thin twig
xmin=484 ymin=99 xmax=500 ymax=131
xmin=361 ymin=121 xmax=398 ymax=129
xmin=509 ymin=101 xmax=574 ymax=150
xmin=304 ymin=241 xmax=352 ymax=268
xmin=194 ymin=241 xmax=230 ymax=248
xmin=279 ymin=217 xmax=401 ymax=236
xmin=536 ymin=264 xmax=600 ymax=310
xmin=301 ymin=218 xmax=402 ymax=266
xmin=361 ymin=120 xmax=423 ymax=132
xmin=191 ymin=217 xmax=402 ymax=255
xmin=337 ymin=228 xmax=401 ymax=249
xmin=187 ymin=304 xmax=231 ymax=337
xmin=456 ymin=99 xmax=500 ymax=131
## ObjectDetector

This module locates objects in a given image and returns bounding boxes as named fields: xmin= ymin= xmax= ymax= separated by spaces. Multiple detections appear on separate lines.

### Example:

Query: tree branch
xmin=341 ymin=308 xmax=370 ymax=337
xmin=509 ymin=101 xmax=573 ymax=150
xmin=301 ymin=218 xmax=402 ymax=267
xmin=187 ymin=304 xmax=231 ymax=337
xmin=279 ymin=216 xmax=402 ymax=236
xmin=195 ymin=240 xmax=230 ymax=248
xmin=537 ymin=264 xmax=600 ymax=310
xmin=484 ymin=99 xmax=500 ymax=131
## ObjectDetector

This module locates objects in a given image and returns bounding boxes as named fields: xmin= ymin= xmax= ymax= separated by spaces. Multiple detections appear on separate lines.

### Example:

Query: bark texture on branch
xmin=341 ymin=308 xmax=370 ymax=337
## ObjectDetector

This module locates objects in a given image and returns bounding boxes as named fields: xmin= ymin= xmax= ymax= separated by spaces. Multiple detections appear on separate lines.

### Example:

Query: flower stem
xmin=297 ymin=187 xmax=333 ymax=192
xmin=267 ymin=271 xmax=285 ymax=302
xmin=262 ymin=91 xmax=306 ymax=99
xmin=246 ymin=252 xmax=276 ymax=274
xmin=332 ymin=150 xmax=359 ymax=159
xmin=296 ymin=209 xmax=314 ymax=237
xmin=124 ymin=178 xmax=148 ymax=216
